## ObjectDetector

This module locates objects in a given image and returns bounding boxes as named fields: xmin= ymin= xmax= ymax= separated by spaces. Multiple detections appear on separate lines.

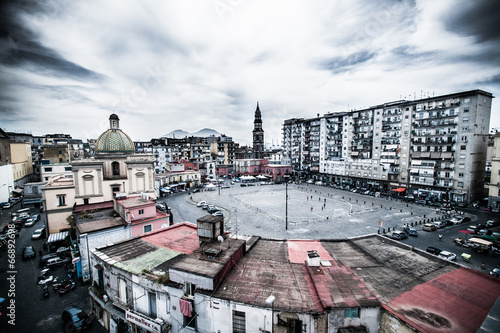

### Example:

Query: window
xmin=148 ymin=291 xmax=157 ymax=318
xmin=458 ymin=182 xmax=464 ymax=188
xmin=57 ymin=195 xmax=66 ymax=206
xmin=143 ymin=224 xmax=152 ymax=233
xmin=65 ymin=167 xmax=72 ymax=171
xmin=463 ymin=117 xmax=469 ymax=123
xmin=233 ymin=311 xmax=246 ymax=333
xmin=112 ymin=161 xmax=120 ymax=176
xmin=138 ymin=209 xmax=144 ymax=215
xmin=119 ymin=279 xmax=127 ymax=304
xmin=287 ymin=319 xmax=303 ymax=333
xmin=345 ymin=307 xmax=359 ymax=318
xmin=459 ymin=173 xmax=464 ymax=178
xmin=460 ymin=145 xmax=466 ymax=151
xmin=44 ymin=167 xmax=52 ymax=172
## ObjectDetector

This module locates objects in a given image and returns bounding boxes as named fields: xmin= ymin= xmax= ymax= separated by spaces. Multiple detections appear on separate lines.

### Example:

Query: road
xmin=0 ymin=202 xmax=106 ymax=333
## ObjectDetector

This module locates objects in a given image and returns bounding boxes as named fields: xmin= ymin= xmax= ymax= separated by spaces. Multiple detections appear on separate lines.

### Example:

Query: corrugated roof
xmin=387 ymin=268 xmax=500 ymax=333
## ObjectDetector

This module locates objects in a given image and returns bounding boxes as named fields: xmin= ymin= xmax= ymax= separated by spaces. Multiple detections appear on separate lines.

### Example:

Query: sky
xmin=0 ymin=0 xmax=499 ymax=146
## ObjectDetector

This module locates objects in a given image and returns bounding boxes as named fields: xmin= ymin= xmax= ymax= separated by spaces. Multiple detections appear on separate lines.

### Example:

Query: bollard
xmin=390 ymin=207 xmax=392 ymax=210
xmin=356 ymin=199 xmax=358 ymax=202
xmin=411 ymin=212 xmax=413 ymax=215
xmin=381 ymin=205 xmax=383 ymax=208
xmin=364 ymin=201 xmax=366 ymax=204
xmin=383 ymin=228 xmax=385 ymax=233
xmin=372 ymin=203 xmax=374 ymax=206
xmin=400 ymin=209 xmax=402 ymax=212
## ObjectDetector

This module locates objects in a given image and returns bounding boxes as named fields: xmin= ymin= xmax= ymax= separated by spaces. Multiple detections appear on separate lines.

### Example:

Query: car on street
xmin=423 ymin=223 xmax=437 ymax=231
xmin=212 ymin=211 xmax=224 ymax=217
xmin=429 ymin=202 xmax=442 ymax=208
xmin=47 ymin=256 xmax=70 ymax=269
xmin=450 ymin=216 xmax=465 ymax=225
xmin=414 ymin=199 xmax=427 ymax=205
xmin=432 ymin=221 xmax=446 ymax=229
xmin=61 ymin=306 xmax=92 ymax=332
xmin=490 ymin=268 xmax=500 ymax=278
xmin=56 ymin=246 xmax=71 ymax=257
xmin=32 ymin=227 xmax=45 ymax=240
xmin=196 ymin=201 xmax=207 ymax=207
xmin=438 ymin=250 xmax=457 ymax=261
xmin=24 ymin=218 xmax=36 ymax=227
xmin=403 ymin=227 xmax=418 ymax=236
xmin=2 ymin=202 xmax=12 ymax=209
xmin=39 ymin=253 xmax=60 ymax=267
xmin=486 ymin=219 xmax=500 ymax=228
xmin=23 ymin=246 xmax=36 ymax=259
xmin=32 ymin=213 xmax=41 ymax=221
xmin=426 ymin=246 xmax=441 ymax=255
xmin=390 ymin=230 xmax=408 ymax=240
xmin=207 ymin=205 xmax=220 ymax=214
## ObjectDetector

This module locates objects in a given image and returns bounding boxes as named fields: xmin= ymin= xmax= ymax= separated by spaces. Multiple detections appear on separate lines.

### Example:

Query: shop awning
xmin=47 ymin=231 xmax=69 ymax=243
xmin=391 ymin=187 xmax=407 ymax=192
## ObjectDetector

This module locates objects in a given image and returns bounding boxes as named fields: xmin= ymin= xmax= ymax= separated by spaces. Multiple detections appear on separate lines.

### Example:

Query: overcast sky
xmin=1 ymin=0 xmax=499 ymax=146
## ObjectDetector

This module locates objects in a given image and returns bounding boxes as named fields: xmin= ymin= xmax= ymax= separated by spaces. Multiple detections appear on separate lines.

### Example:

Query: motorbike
xmin=52 ymin=277 xmax=68 ymax=291
xmin=42 ymin=284 xmax=49 ymax=298
xmin=58 ymin=280 xmax=76 ymax=295
xmin=37 ymin=268 xmax=51 ymax=282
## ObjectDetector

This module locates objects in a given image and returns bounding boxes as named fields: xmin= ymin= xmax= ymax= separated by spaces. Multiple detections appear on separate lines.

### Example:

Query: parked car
xmin=207 ymin=205 xmax=220 ymax=214
xmin=426 ymin=246 xmax=441 ymax=255
xmin=423 ymin=223 xmax=437 ymax=231
xmin=486 ymin=219 xmax=500 ymax=228
xmin=429 ymin=202 xmax=442 ymax=208
xmin=390 ymin=230 xmax=408 ymax=240
xmin=56 ymin=246 xmax=72 ymax=257
xmin=414 ymin=199 xmax=427 ymax=205
xmin=432 ymin=221 xmax=446 ymax=229
xmin=39 ymin=253 xmax=60 ymax=267
xmin=438 ymin=250 xmax=457 ymax=261
xmin=450 ymin=216 xmax=464 ymax=225
xmin=196 ymin=201 xmax=207 ymax=207
xmin=2 ymin=202 xmax=12 ymax=209
xmin=23 ymin=246 xmax=36 ymax=259
xmin=212 ymin=211 xmax=224 ymax=217
xmin=61 ymin=306 xmax=92 ymax=332
xmin=32 ymin=213 xmax=41 ymax=221
xmin=47 ymin=256 xmax=70 ymax=269
xmin=24 ymin=218 xmax=36 ymax=227
xmin=403 ymin=227 xmax=418 ymax=237
xmin=490 ymin=268 xmax=500 ymax=278
xmin=32 ymin=227 xmax=45 ymax=240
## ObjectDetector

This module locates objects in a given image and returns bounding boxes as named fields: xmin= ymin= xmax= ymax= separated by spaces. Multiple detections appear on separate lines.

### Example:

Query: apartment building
xmin=283 ymin=90 xmax=493 ymax=203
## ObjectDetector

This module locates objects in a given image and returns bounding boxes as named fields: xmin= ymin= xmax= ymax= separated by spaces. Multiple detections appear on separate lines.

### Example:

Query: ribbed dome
xmin=95 ymin=114 xmax=135 ymax=153
xmin=96 ymin=129 xmax=135 ymax=153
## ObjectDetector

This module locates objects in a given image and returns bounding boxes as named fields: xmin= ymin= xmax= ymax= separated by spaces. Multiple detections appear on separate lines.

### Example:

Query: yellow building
xmin=10 ymin=142 xmax=33 ymax=185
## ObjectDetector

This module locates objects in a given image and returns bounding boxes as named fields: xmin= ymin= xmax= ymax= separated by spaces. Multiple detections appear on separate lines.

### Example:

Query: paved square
xmin=196 ymin=184 xmax=441 ymax=239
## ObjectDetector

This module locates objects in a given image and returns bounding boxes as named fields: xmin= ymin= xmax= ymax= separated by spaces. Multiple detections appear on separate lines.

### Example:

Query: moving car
xmin=438 ymin=250 xmax=457 ymax=261
xmin=212 ymin=211 xmax=224 ymax=217
xmin=490 ymin=268 xmax=500 ymax=278
xmin=450 ymin=216 xmax=464 ymax=225
xmin=432 ymin=221 xmax=446 ymax=229
xmin=23 ymin=246 xmax=36 ymax=259
xmin=196 ymin=201 xmax=207 ymax=207
xmin=32 ymin=227 xmax=45 ymax=240
xmin=24 ymin=218 xmax=36 ymax=227
xmin=32 ymin=213 xmax=41 ymax=221
xmin=61 ymin=306 xmax=92 ymax=332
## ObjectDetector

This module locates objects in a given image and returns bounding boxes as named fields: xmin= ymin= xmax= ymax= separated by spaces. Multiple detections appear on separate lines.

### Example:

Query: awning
xmin=391 ymin=187 xmax=407 ymax=192
xmin=411 ymin=160 xmax=422 ymax=166
xmin=47 ymin=231 xmax=69 ymax=243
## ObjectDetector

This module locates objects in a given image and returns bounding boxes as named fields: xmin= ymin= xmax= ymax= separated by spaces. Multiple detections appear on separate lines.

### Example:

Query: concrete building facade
xmin=283 ymin=90 xmax=493 ymax=203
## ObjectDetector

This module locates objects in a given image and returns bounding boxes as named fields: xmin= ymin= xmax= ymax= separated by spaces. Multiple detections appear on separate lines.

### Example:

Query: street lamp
xmin=266 ymin=295 xmax=275 ymax=333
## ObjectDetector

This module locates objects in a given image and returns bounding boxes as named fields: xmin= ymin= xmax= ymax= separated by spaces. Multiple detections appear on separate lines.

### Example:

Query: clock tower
xmin=252 ymin=102 xmax=264 ymax=159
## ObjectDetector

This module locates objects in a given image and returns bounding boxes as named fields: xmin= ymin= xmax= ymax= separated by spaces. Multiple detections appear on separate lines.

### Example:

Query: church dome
xmin=96 ymin=114 xmax=135 ymax=153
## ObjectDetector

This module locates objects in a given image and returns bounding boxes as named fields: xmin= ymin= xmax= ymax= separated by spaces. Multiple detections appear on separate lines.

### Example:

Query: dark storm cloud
xmin=444 ymin=0 xmax=500 ymax=43
xmin=0 ymin=0 xmax=103 ymax=82
xmin=319 ymin=51 xmax=376 ymax=74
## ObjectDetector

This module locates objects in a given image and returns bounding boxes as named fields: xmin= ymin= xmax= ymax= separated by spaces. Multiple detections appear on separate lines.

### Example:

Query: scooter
xmin=52 ymin=277 xmax=68 ymax=291
xmin=58 ymin=280 xmax=76 ymax=295
xmin=42 ymin=284 xmax=49 ymax=298
xmin=37 ymin=268 xmax=50 ymax=282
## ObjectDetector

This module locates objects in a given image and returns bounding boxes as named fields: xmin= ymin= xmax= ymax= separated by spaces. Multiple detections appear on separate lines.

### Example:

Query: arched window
xmin=112 ymin=161 xmax=120 ymax=176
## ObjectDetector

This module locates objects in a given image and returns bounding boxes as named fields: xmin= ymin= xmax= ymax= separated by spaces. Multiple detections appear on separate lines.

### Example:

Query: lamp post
xmin=266 ymin=295 xmax=275 ymax=333
xmin=285 ymin=181 xmax=288 ymax=231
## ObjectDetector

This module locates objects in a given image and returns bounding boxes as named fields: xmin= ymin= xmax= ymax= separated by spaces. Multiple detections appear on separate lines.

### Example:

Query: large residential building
xmin=283 ymin=90 xmax=493 ymax=203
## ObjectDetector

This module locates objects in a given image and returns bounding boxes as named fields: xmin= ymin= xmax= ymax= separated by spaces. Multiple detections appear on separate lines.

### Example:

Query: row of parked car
xmin=196 ymin=201 xmax=224 ymax=217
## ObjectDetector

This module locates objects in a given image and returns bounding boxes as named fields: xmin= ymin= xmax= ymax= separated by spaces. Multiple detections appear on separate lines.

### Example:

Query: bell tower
xmin=252 ymin=102 xmax=264 ymax=159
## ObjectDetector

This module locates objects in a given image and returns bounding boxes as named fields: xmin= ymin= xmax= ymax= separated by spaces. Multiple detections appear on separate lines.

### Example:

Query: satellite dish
xmin=217 ymin=236 xmax=224 ymax=243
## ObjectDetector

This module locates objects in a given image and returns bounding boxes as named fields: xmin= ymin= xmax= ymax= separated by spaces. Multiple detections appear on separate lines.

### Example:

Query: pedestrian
xmin=319 ymin=197 xmax=321 ymax=201
xmin=311 ymin=206 xmax=313 ymax=212
xmin=307 ymin=196 xmax=309 ymax=201
xmin=321 ymin=206 xmax=323 ymax=211
xmin=439 ymin=234 xmax=442 ymax=241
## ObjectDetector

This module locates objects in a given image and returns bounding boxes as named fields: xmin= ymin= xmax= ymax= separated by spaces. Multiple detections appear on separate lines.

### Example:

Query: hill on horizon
xmin=162 ymin=128 xmax=221 ymax=138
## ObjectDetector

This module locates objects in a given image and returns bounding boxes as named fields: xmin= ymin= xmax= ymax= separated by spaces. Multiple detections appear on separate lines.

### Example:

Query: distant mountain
xmin=162 ymin=128 xmax=220 ymax=138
